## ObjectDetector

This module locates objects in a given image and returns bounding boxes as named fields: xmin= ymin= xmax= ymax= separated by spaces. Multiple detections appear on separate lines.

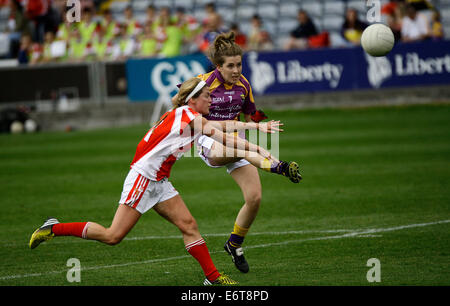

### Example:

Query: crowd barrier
xmin=1 ymin=40 xmax=449 ymax=105
xmin=126 ymin=54 xmax=210 ymax=102
xmin=126 ymin=40 xmax=450 ymax=102
xmin=0 ymin=61 xmax=128 ymax=104
xmin=242 ymin=40 xmax=450 ymax=95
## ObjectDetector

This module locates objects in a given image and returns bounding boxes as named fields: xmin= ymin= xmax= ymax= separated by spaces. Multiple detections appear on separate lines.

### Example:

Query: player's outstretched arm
xmin=208 ymin=119 xmax=283 ymax=134
xmin=190 ymin=117 xmax=270 ymax=158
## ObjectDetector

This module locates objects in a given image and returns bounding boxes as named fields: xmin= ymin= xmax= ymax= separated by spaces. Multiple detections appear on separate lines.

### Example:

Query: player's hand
xmin=258 ymin=120 xmax=284 ymax=133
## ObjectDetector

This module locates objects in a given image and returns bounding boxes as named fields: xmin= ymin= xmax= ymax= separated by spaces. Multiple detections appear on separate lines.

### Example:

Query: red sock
xmin=52 ymin=222 xmax=90 ymax=239
xmin=186 ymin=238 xmax=220 ymax=281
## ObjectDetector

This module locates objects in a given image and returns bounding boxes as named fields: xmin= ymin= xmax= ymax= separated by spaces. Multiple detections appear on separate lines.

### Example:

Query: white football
xmin=10 ymin=121 xmax=24 ymax=134
xmin=24 ymin=119 xmax=38 ymax=133
xmin=361 ymin=23 xmax=395 ymax=57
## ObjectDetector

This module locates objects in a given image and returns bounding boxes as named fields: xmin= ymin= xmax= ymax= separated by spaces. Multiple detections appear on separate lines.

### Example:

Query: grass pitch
xmin=0 ymin=104 xmax=449 ymax=286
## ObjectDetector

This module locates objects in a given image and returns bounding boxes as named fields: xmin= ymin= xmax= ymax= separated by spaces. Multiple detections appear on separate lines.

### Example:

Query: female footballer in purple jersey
xmin=174 ymin=32 xmax=302 ymax=274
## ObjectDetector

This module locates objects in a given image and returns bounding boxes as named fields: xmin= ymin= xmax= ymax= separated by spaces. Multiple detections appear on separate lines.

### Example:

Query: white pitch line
xmin=124 ymin=229 xmax=355 ymax=241
xmin=1 ymin=219 xmax=449 ymax=281
xmin=244 ymin=219 xmax=450 ymax=250
xmin=2 ymin=229 xmax=357 ymax=247
xmin=0 ymin=255 xmax=192 ymax=281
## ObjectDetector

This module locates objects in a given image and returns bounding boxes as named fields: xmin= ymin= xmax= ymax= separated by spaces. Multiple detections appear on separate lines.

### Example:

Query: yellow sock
xmin=261 ymin=158 xmax=272 ymax=172
xmin=228 ymin=223 xmax=249 ymax=248
xmin=232 ymin=223 xmax=249 ymax=237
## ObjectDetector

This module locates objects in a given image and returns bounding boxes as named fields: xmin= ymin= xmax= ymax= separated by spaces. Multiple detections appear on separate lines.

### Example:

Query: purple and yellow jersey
xmin=197 ymin=69 xmax=256 ymax=121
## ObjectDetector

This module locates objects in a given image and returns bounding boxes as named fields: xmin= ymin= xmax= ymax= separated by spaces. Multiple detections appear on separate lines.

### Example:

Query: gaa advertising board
xmin=125 ymin=40 xmax=450 ymax=102
xmin=126 ymin=54 xmax=209 ymax=101
xmin=241 ymin=40 xmax=450 ymax=95
xmin=357 ymin=40 xmax=450 ymax=89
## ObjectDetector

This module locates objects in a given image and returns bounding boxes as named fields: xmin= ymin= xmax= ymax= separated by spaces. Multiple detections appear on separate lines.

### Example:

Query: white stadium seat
xmin=279 ymin=1 xmax=300 ymax=18
xmin=257 ymin=3 xmax=279 ymax=20
xmin=236 ymin=4 xmax=257 ymax=19
xmin=323 ymin=0 xmax=346 ymax=15
xmin=301 ymin=1 xmax=323 ymax=18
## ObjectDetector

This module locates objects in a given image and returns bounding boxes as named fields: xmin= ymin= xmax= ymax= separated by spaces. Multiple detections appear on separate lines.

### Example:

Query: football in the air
xmin=361 ymin=23 xmax=395 ymax=57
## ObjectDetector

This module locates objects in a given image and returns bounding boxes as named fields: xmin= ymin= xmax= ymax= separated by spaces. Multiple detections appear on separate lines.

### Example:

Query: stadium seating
xmin=279 ymin=1 xmax=300 ymax=19
xmin=0 ymin=0 xmax=448 ymax=56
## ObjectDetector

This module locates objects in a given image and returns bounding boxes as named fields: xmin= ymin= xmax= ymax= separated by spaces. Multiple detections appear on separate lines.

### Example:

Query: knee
xmin=104 ymin=230 xmax=125 ymax=246
xmin=178 ymin=216 xmax=199 ymax=236
xmin=245 ymin=190 xmax=262 ymax=209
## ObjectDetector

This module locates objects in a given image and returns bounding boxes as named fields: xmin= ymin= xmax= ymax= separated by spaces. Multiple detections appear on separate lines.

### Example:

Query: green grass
xmin=0 ymin=104 xmax=449 ymax=286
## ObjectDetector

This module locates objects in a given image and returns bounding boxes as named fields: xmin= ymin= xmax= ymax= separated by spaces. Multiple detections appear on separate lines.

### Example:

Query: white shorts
xmin=196 ymin=135 xmax=250 ymax=174
xmin=119 ymin=169 xmax=179 ymax=214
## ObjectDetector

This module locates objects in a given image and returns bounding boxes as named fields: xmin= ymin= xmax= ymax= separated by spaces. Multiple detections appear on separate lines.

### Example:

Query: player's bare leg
xmin=84 ymin=204 xmax=141 ymax=245
xmin=209 ymin=140 xmax=302 ymax=183
xmin=206 ymin=144 xmax=258 ymax=273
xmin=153 ymin=194 xmax=201 ymax=245
xmin=227 ymin=164 xmax=262 ymax=273
xmin=206 ymin=140 xmax=301 ymax=273
xmin=230 ymin=165 xmax=261 ymax=229
xmin=29 ymin=204 xmax=141 ymax=249
xmin=154 ymin=195 xmax=238 ymax=285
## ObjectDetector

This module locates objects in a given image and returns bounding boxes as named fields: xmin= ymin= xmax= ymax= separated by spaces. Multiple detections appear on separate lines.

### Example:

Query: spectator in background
xmin=55 ymin=8 xmax=73 ymax=41
xmin=117 ymin=23 xmax=138 ymax=59
xmin=29 ymin=39 xmax=43 ymax=64
xmin=67 ymin=26 xmax=87 ymax=62
xmin=203 ymin=2 xmax=221 ymax=28
xmin=138 ymin=23 xmax=158 ymax=57
xmin=78 ymin=7 xmax=96 ymax=43
xmin=25 ymin=0 xmax=50 ymax=43
xmin=7 ymin=0 xmax=32 ymax=58
xmin=174 ymin=6 xmax=200 ymax=40
xmin=93 ymin=22 xmax=114 ymax=60
xmin=40 ymin=30 xmax=55 ymax=62
xmin=153 ymin=6 xmax=171 ymax=51
xmin=247 ymin=15 xmax=274 ymax=51
xmin=247 ymin=14 xmax=262 ymax=50
xmin=381 ymin=0 xmax=405 ymax=41
xmin=401 ymin=4 xmax=429 ymax=42
xmin=230 ymin=23 xmax=247 ymax=50
xmin=430 ymin=9 xmax=443 ymax=41
xmin=17 ymin=34 xmax=32 ymax=64
xmin=198 ymin=12 xmax=225 ymax=54
xmin=144 ymin=4 xmax=158 ymax=29
xmin=124 ymin=5 xmax=142 ymax=37
xmin=406 ymin=0 xmax=433 ymax=11
xmin=284 ymin=9 xmax=318 ymax=50
xmin=258 ymin=30 xmax=274 ymax=51
xmin=102 ymin=9 xmax=119 ymax=41
xmin=160 ymin=17 xmax=184 ymax=58
xmin=173 ymin=7 xmax=201 ymax=54
xmin=341 ymin=8 xmax=368 ymax=46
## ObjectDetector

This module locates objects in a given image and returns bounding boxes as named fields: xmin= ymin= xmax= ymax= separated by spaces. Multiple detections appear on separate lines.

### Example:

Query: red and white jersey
xmin=131 ymin=106 xmax=201 ymax=181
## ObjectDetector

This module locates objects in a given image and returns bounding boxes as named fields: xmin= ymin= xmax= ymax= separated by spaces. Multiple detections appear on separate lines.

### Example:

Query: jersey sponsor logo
xmin=212 ymin=96 xmax=226 ymax=103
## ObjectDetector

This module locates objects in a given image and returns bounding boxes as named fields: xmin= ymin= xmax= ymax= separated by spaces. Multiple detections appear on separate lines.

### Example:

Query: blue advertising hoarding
xmin=356 ymin=40 xmax=450 ymax=89
xmin=241 ymin=40 xmax=450 ymax=95
xmin=125 ymin=40 xmax=450 ymax=102
xmin=126 ymin=54 xmax=210 ymax=101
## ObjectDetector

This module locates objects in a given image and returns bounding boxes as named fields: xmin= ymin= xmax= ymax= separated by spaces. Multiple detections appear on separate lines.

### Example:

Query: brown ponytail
xmin=207 ymin=31 xmax=243 ymax=67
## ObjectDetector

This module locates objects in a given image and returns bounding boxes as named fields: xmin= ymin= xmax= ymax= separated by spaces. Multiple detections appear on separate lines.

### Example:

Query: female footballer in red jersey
xmin=174 ymin=32 xmax=302 ymax=274
xmin=29 ymin=77 xmax=300 ymax=285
